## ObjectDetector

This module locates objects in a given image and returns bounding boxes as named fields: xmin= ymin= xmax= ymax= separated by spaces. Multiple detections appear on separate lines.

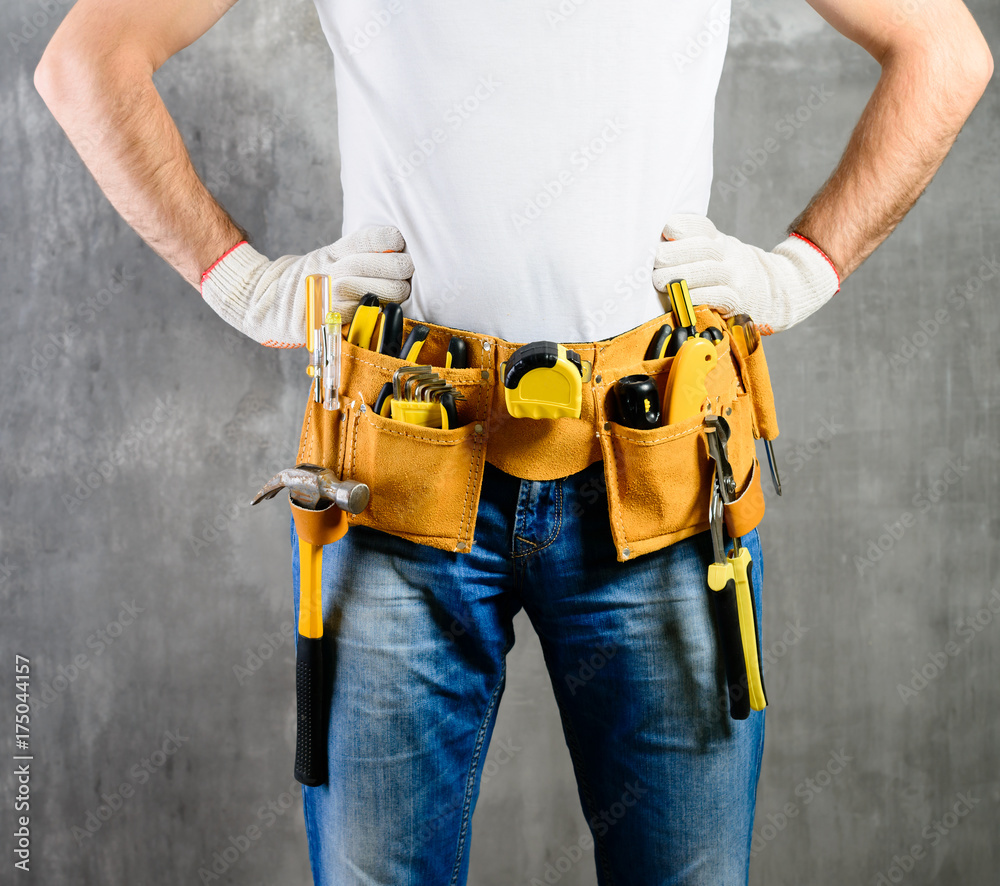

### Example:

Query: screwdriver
xmin=323 ymin=309 xmax=341 ymax=411
xmin=727 ymin=314 xmax=781 ymax=496
xmin=664 ymin=278 xmax=697 ymax=357
xmin=305 ymin=275 xmax=329 ymax=404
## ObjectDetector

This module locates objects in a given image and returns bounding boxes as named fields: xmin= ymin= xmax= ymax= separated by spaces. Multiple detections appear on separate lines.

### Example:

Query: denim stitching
xmin=449 ymin=663 xmax=506 ymax=886
xmin=511 ymin=479 xmax=564 ymax=559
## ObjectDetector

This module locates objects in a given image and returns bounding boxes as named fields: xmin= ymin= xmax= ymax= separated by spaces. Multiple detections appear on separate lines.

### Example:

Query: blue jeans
xmin=291 ymin=458 xmax=765 ymax=885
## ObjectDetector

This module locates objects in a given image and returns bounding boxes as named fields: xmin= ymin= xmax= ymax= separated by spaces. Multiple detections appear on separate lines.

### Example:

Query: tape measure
xmin=501 ymin=341 xmax=585 ymax=419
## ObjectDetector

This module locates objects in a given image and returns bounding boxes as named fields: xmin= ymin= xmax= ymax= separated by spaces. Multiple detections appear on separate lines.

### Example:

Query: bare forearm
xmin=790 ymin=36 xmax=992 ymax=280
xmin=35 ymin=51 xmax=246 ymax=290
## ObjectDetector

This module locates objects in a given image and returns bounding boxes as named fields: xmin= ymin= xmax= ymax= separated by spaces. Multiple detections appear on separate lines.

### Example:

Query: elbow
xmin=34 ymin=35 xmax=92 ymax=115
xmin=883 ymin=27 xmax=993 ymax=112
xmin=953 ymin=26 xmax=993 ymax=99
xmin=34 ymin=44 xmax=62 ymax=110
xmin=35 ymin=24 xmax=150 ymax=118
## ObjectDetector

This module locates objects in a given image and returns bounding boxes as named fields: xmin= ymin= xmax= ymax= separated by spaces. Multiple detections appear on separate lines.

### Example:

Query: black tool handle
xmin=446 ymin=335 xmax=468 ymax=369
xmin=294 ymin=635 xmax=326 ymax=786
xmin=645 ymin=323 xmax=672 ymax=360
xmin=664 ymin=325 xmax=690 ymax=358
xmin=711 ymin=578 xmax=751 ymax=720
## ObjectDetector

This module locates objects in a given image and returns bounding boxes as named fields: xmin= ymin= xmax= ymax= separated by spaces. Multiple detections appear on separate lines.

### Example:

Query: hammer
xmin=252 ymin=463 xmax=369 ymax=786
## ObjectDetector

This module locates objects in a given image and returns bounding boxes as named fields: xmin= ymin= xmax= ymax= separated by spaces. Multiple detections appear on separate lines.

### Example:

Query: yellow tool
xmin=346 ymin=293 xmax=382 ymax=348
xmin=659 ymin=277 xmax=719 ymax=423
xmin=251 ymin=465 xmax=370 ymax=785
xmin=400 ymin=324 xmax=430 ymax=362
xmin=323 ymin=310 xmax=341 ymax=411
xmin=662 ymin=278 xmax=698 ymax=357
xmin=305 ymin=275 xmax=328 ymax=403
xmin=726 ymin=313 xmax=760 ymax=361
xmin=663 ymin=338 xmax=717 ymax=423
xmin=705 ymin=414 xmax=767 ymax=719
xmin=384 ymin=366 xmax=463 ymax=428
xmin=501 ymin=341 xmax=587 ymax=420
xmin=304 ymin=275 xmax=343 ymax=411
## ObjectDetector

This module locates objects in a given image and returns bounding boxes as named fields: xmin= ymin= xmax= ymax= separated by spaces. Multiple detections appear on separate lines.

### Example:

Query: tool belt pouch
xmin=728 ymin=333 xmax=780 ymax=442
xmin=296 ymin=330 xmax=490 ymax=553
xmin=294 ymin=306 xmax=777 ymax=562
xmin=594 ymin=308 xmax=772 ymax=562
xmin=288 ymin=498 xmax=348 ymax=547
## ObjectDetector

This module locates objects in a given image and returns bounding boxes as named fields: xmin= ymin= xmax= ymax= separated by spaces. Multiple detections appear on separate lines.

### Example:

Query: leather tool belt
xmin=293 ymin=305 xmax=778 ymax=563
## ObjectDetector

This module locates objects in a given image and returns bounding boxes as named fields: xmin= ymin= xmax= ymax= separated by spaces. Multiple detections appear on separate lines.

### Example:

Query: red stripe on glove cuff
xmin=199 ymin=240 xmax=248 ymax=293
xmin=789 ymin=231 xmax=841 ymax=291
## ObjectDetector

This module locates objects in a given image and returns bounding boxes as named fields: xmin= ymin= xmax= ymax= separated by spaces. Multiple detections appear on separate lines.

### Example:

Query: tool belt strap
xmin=295 ymin=306 xmax=778 ymax=562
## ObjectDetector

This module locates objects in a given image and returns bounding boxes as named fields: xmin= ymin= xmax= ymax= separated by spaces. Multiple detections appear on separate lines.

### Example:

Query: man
xmin=35 ymin=1 xmax=991 ymax=883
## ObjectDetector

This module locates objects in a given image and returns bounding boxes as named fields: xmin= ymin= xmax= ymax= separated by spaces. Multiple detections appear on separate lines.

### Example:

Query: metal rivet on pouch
xmin=726 ymin=407 xmax=732 ymax=416
xmin=622 ymin=548 xmax=630 ymax=559
xmin=474 ymin=423 xmax=483 ymax=434
xmin=604 ymin=422 xmax=610 ymax=431
xmin=341 ymin=413 xmax=346 ymax=422
xmin=483 ymin=342 xmax=491 ymax=351
xmin=359 ymin=404 xmax=366 ymax=413
xmin=594 ymin=374 xmax=602 ymax=384
xmin=481 ymin=370 xmax=489 ymax=380
xmin=457 ymin=541 xmax=467 ymax=551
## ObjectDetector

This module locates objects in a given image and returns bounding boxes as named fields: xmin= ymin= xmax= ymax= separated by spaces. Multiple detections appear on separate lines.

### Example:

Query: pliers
xmin=705 ymin=414 xmax=767 ymax=720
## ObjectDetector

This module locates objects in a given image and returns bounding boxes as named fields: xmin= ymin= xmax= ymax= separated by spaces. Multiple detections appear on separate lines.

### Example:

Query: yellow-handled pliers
xmin=705 ymin=415 xmax=767 ymax=719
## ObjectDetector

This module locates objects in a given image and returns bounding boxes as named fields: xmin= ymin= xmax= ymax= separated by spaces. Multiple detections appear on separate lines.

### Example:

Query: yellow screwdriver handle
xmin=667 ymin=278 xmax=698 ymax=331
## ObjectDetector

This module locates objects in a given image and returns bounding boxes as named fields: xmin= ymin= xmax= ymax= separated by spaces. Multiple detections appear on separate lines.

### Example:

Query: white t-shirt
xmin=311 ymin=0 xmax=731 ymax=342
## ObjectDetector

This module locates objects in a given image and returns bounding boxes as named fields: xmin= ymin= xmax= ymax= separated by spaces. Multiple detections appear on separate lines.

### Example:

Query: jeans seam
xmin=511 ymin=479 xmax=564 ymax=559
xmin=448 ymin=663 xmax=506 ymax=886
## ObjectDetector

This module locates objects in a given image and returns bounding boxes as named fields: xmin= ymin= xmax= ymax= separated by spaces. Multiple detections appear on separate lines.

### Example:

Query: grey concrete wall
xmin=1 ymin=1 xmax=997 ymax=884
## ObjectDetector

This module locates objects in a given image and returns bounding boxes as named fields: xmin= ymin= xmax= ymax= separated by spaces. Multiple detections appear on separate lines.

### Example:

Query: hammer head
xmin=251 ymin=463 xmax=370 ymax=514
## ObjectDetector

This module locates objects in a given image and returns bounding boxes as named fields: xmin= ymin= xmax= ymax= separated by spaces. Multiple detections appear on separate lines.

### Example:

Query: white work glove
xmin=200 ymin=225 xmax=413 ymax=347
xmin=652 ymin=214 xmax=840 ymax=334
